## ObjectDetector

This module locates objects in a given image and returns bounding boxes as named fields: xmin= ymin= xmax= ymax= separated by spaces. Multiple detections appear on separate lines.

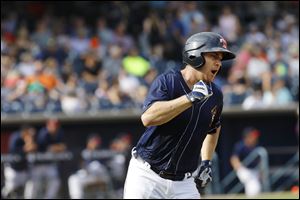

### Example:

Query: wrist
xmin=186 ymin=93 xmax=196 ymax=103
xmin=202 ymin=160 xmax=212 ymax=166
xmin=186 ymin=92 xmax=204 ymax=103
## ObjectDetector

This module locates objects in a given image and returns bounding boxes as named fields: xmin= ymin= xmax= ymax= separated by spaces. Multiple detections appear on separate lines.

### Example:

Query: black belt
xmin=133 ymin=152 xmax=192 ymax=181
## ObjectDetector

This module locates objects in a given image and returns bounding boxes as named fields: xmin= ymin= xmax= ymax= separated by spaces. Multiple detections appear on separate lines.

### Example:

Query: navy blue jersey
xmin=37 ymin=127 xmax=64 ymax=152
xmin=8 ymin=132 xmax=28 ymax=171
xmin=35 ymin=127 xmax=64 ymax=164
xmin=232 ymin=141 xmax=260 ymax=169
xmin=136 ymin=69 xmax=223 ymax=175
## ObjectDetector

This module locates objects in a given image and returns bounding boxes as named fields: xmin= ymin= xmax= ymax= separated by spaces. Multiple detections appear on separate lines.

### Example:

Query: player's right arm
xmin=230 ymin=144 xmax=244 ymax=171
xmin=231 ymin=155 xmax=253 ymax=183
xmin=141 ymin=95 xmax=192 ymax=127
xmin=230 ymin=155 xmax=243 ymax=170
xmin=141 ymin=80 xmax=212 ymax=127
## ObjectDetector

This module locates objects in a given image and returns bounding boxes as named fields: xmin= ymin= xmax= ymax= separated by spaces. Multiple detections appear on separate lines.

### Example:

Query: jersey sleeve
xmin=142 ymin=74 xmax=170 ymax=113
xmin=207 ymin=86 xmax=223 ymax=134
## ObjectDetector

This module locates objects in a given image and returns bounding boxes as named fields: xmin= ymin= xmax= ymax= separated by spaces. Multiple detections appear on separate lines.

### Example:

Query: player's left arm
xmin=194 ymin=127 xmax=221 ymax=190
xmin=195 ymin=87 xmax=222 ymax=189
xmin=202 ymin=88 xmax=223 ymax=160
xmin=201 ymin=126 xmax=221 ymax=160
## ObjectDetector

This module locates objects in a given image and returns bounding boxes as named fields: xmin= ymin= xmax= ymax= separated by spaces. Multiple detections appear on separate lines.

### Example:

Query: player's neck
xmin=181 ymin=67 xmax=199 ymax=89
xmin=181 ymin=66 xmax=205 ymax=89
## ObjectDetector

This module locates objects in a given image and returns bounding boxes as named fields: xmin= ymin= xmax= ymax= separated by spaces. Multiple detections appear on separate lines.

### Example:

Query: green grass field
xmin=203 ymin=191 xmax=299 ymax=199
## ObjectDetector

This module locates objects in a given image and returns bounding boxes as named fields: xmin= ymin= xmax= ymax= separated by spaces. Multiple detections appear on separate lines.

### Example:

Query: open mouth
xmin=211 ymin=70 xmax=218 ymax=75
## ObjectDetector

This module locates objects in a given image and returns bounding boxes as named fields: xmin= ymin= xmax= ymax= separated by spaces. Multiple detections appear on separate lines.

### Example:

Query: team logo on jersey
xmin=220 ymin=38 xmax=227 ymax=49
xmin=209 ymin=106 xmax=218 ymax=127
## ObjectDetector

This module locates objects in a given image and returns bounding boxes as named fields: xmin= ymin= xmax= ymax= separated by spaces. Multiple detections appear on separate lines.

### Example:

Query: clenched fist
xmin=186 ymin=81 xmax=213 ymax=103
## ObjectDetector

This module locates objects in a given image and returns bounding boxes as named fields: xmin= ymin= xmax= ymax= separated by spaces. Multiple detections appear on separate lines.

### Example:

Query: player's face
xmin=199 ymin=52 xmax=223 ymax=82
xmin=245 ymin=134 xmax=259 ymax=147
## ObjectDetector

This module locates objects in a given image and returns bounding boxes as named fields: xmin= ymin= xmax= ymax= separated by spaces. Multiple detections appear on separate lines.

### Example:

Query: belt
xmin=132 ymin=149 xmax=192 ymax=181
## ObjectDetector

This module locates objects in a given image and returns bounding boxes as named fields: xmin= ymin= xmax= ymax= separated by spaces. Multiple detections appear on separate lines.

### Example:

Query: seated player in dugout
xmin=230 ymin=127 xmax=262 ymax=197
xmin=123 ymin=32 xmax=236 ymax=199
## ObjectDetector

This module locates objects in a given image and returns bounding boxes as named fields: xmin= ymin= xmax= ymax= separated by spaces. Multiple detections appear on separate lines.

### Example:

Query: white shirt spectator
xmin=245 ymin=24 xmax=267 ymax=45
xmin=242 ymin=91 xmax=266 ymax=110
xmin=246 ymin=57 xmax=270 ymax=81
xmin=218 ymin=6 xmax=240 ymax=43
xmin=69 ymin=28 xmax=90 ymax=55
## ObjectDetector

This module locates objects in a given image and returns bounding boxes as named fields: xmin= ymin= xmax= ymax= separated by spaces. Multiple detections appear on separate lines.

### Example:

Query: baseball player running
xmin=123 ymin=32 xmax=236 ymax=199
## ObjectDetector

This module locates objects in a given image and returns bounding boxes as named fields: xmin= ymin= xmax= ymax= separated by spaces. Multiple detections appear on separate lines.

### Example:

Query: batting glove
xmin=194 ymin=160 xmax=212 ymax=191
xmin=186 ymin=80 xmax=213 ymax=103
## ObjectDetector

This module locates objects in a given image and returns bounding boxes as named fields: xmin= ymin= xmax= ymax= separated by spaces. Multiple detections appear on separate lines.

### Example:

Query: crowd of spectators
xmin=1 ymin=1 xmax=299 ymax=115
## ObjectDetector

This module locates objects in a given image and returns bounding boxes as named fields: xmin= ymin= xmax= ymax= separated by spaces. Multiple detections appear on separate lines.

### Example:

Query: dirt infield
xmin=203 ymin=191 xmax=299 ymax=199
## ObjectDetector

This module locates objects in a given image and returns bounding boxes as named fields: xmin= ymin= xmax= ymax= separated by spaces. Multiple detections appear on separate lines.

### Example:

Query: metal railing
xmin=209 ymin=147 xmax=299 ymax=194
xmin=1 ymin=151 xmax=74 ymax=163
xmin=217 ymin=147 xmax=270 ymax=194
xmin=270 ymin=151 xmax=299 ymax=191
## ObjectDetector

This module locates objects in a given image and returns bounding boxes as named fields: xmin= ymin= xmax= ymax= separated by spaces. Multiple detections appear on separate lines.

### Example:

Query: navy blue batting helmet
xmin=182 ymin=32 xmax=236 ymax=68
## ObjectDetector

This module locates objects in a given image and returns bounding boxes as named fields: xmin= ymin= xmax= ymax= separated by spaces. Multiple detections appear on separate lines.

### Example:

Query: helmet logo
xmin=220 ymin=38 xmax=227 ymax=49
